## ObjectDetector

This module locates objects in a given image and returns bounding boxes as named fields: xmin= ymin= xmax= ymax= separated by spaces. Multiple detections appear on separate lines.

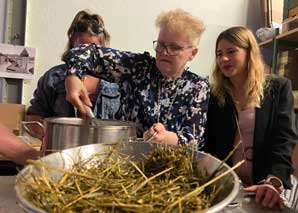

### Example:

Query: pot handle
xmin=21 ymin=121 xmax=44 ymax=139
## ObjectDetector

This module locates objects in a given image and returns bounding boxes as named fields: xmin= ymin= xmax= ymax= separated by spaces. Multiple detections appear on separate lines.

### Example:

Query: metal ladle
xmin=85 ymin=105 xmax=98 ymax=126
xmin=144 ymin=131 xmax=157 ymax=143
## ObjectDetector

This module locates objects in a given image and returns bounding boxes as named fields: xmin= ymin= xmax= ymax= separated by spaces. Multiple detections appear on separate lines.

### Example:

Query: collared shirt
xmin=65 ymin=44 xmax=210 ymax=149
xmin=27 ymin=64 xmax=120 ymax=119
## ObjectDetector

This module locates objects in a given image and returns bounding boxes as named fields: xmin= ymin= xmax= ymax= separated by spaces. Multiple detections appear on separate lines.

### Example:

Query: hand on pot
xmin=65 ymin=75 xmax=92 ymax=115
xmin=26 ymin=115 xmax=45 ymax=140
xmin=143 ymin=123 xmax=178 ymax=145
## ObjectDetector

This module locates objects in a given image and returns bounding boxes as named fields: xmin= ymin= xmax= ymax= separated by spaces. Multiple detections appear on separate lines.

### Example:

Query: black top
xmin=204 ymin=75 xmax=298 ymax=189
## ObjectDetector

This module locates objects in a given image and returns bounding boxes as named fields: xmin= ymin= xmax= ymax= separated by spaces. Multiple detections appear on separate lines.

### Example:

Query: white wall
xmin=23 ymin=0 xmax=263 ymax=106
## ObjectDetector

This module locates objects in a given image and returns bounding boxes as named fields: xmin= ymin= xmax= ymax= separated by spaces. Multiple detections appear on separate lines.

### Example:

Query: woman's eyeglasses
xmin=153 ymin=40 xmax=193 ymax=56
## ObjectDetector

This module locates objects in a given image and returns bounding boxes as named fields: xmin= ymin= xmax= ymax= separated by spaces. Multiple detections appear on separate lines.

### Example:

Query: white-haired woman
xmin=64 ymin=9 xmax=210 ymax=149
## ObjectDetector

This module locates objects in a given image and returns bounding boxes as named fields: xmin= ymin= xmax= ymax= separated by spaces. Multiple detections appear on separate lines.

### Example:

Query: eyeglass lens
xmin=153 ymin=41 xmax=184 ymax=56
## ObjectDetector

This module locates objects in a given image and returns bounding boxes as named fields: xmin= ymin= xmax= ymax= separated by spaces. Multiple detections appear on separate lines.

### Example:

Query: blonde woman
xmin=64 ymin=9 xmax=209 ymax=148
xmin=204 ymin=26 xmax=297 ymax=209
xmin=27 ymin=10 xmax=120 ymax=133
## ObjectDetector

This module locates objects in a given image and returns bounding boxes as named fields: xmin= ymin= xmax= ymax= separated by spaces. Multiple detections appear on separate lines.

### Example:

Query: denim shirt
xmin=94 ymin=80 xmax=120 ymax=119
xmin=27 ymin=64 xmax=120 ymax=119
xmin=65 ymin=44 xmax=210 ymax=149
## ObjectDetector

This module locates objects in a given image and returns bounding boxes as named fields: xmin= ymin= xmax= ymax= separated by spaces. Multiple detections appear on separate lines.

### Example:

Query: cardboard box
xmin=289 ymin=6 xmax=298 ymax=18
xmin=278 ymin=50 xmax=298 ymax=64
xmin=261 ymin=0 xmax=283 ymax=27
xmin=0 ymin=103 xmax=25 ymax=135
xmin=282 ymin=16 xmax=298 ymax=33
xmin=277 ymin=63 xmax=286 ymax=76
xmin=277 ymin=50 xmax=298 ymax=90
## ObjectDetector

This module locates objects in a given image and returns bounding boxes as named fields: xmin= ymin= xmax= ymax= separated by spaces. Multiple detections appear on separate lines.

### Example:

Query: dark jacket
xmin=204 ymin=76 xmax=297 ymax=189
xmin=27 ymin=64 xmax=74 ymax=117
xmin=27 ymin=64 xmax=120 ymax=119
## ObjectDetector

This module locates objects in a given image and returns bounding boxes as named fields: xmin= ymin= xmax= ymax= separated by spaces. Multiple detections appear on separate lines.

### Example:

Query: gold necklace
xmin=157 ymin=79 xmax=181 ymax=124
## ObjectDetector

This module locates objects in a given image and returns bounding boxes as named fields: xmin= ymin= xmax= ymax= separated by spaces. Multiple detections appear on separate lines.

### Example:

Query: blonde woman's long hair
xmin=212 ymin=26 xmax=265 ymax=108
xmin=61 ymin=10 xmax=111 ymax=61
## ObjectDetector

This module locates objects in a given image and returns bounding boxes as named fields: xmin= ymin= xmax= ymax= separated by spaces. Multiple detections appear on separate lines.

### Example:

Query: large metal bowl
xmin=15 ymin=142 xmax=240 ymax=212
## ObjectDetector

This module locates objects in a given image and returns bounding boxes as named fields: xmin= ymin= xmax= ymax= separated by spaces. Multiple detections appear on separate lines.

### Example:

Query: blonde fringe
xmin=211 ymin=27 xmax=265 ymax=108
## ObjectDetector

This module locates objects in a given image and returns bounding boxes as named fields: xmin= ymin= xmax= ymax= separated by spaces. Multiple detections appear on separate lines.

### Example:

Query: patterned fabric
xmin=65 ymin=44 xmax=210 ymax=148
xmin=94 ymin=81 xmax=120 ymax=119
xmin=27 ymin=64 xmax=120 ymax=119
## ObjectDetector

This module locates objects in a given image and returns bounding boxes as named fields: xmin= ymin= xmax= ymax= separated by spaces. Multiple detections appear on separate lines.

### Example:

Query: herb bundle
xmin=18 ymin=144 xmax=241 ymax=212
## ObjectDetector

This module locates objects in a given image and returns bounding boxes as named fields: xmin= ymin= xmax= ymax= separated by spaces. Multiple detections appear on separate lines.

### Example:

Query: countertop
xmin=0 ymin=176 xmax=23 ymax=213
xmin=1 ymin=176 xmax=297 ymax=213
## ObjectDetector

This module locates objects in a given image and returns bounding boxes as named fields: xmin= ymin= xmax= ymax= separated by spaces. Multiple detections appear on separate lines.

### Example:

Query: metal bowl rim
xmin=15 ymin=143 xmax=240 ymax=213
xmin=44 ymin=117 xmax=137 ymax=127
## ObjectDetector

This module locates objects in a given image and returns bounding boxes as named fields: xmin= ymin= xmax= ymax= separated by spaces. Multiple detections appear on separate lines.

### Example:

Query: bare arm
xmin=0 ymin=123 xmax=40 ymax=165
xmin=65 ymin=75 xmax=92 ymax=115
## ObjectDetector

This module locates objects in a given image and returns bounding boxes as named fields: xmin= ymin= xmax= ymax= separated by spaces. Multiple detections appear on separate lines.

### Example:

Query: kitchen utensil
xmin=22 ymin=117 xmax=137 ymax=155
xmin=85 ymin=105 xmax=95 ymax=119
xmin=84 ymin=105 xmax=98 ymax=127
xmin=144 ymin=131 xmax=157 ymax=143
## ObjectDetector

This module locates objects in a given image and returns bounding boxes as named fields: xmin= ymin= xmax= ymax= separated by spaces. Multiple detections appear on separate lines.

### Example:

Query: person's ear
xmin=189 ymin=47 xmax=198 ymax=61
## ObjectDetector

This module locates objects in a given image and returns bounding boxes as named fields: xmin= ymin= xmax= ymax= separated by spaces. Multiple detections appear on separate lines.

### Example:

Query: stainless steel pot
xmin=15 ymin=142 xmax=240 ymax=213
xmin=22 ymin=117 xmax=136 ymax=154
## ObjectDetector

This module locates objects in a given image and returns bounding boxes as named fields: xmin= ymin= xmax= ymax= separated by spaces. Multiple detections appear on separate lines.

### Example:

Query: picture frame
xmin=0 ymin=43 xmax=36 ymax=80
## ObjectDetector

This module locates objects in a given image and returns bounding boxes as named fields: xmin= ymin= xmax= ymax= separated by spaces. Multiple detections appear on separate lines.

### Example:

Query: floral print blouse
xmin=65 ymin=44 xmax=210 ymax=149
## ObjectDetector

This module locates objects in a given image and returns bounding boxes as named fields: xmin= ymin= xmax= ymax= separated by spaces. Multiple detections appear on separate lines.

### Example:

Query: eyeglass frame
xmin=153 ymin=40 xmax=194 ymax=56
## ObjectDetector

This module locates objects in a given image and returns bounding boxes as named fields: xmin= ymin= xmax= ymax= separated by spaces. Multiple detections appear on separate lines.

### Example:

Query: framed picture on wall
xmin=0 ymin=43 xmax=36 ymax=80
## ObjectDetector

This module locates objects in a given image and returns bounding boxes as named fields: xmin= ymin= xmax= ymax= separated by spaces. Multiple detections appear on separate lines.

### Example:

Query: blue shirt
xmin=65 ymin=44 xmax=210 ymax=149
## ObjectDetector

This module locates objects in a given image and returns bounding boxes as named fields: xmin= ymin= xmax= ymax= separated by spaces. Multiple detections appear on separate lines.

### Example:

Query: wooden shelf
xmin=276 ymin=28 xmax=298 ymax=42
xmin=259 ymin=38 xmax=274 ymax=48
xmin=259 ymin=28 xmax=298 ymax=50
xmin=258 ymin=27 xmax=298 ymax=73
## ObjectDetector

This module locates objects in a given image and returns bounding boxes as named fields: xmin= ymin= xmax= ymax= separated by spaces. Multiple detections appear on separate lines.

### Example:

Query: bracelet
xmin=258 ymin=177 xmax=284 ymax=193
